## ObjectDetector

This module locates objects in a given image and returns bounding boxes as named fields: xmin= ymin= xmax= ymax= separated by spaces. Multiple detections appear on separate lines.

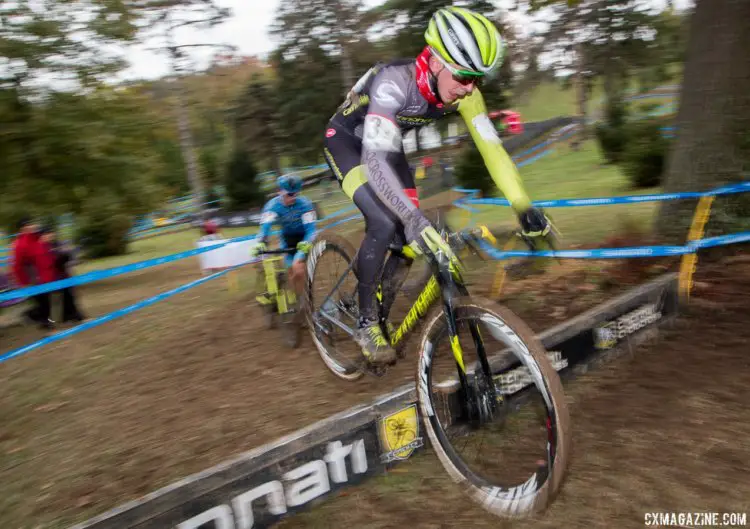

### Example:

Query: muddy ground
xmin=280 ymin=254 xmax=750 ymax=529
xmin=0 ymin=211 xmax=747 ymax=528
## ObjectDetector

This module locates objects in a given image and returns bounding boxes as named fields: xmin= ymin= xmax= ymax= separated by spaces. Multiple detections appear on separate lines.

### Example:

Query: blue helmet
xmin=277 ymin=174 xmax=302 ymax=194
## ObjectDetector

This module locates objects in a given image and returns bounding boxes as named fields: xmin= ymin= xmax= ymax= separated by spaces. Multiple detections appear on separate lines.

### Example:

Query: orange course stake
xmin=491 ymin=236 xmax=518 ymax=298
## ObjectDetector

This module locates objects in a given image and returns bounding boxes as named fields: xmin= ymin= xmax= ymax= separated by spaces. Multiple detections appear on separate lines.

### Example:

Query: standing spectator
xmin=31 ymin=224 xmax=59 ymax=329
xmin=197 ymin=218 xmax=225 ymax=275
xmin=199 ymin=218 xmax=222 ymax=242
xmin=42 ymin=227 xmax=86 ymax=324
xmin=10 ymin=217 xmax=51 ymax=328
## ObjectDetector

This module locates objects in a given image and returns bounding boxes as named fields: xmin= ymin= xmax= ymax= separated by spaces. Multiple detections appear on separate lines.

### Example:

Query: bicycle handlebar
xmin=457 ymin=224 xmax=560 ymax=254
xmin=257 ymin=248 xmax=298 ymax=256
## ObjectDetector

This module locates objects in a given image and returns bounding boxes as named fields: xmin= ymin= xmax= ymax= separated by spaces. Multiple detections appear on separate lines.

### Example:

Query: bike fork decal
xmin=450 ymin=335 xmax=466 ymax=373
xmin=277 ymin=289 xmax=288 ymax=314
xmin=264 ymin=259 xmax=278 ymax=295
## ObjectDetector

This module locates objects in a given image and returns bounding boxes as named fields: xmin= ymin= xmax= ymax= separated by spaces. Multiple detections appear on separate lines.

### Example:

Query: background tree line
xmin=2 ymin=0 xmax=746 ymax=257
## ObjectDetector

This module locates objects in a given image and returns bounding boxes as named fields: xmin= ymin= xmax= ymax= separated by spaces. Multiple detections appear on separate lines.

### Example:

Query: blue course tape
xmin=512 ymin=125 xmax=579 ymax=162
xmin=321 ymin=205 xmax=357 ymax=221
xmin=0 ymin=203 xmax=361 ymax=303
xmin=692 ymin=231 xmax=750 ymax=250
xmin=511 ymin=127 xmax=581 ymax=169
xmin=457 ymin=182 xmax=750 ymax=208
xmin=0 ymin=234 xmax=254 ymax=303
xmin=0 ymin=267 xmax=234 ymax=365
xmin=477 ymin=231 xmax=750 ymax=261
xmin=324 ymin=214 xmax=362 ymax=231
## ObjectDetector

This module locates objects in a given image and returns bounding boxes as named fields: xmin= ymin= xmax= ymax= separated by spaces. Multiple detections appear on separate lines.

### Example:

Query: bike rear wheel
xmin=305 ymin=233 xmax=364 ymax=381
xmin=416 ymin=296 xmax=570 ymax=518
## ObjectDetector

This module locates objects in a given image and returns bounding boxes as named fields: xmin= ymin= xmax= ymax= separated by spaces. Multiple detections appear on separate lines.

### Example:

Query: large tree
xmin=0 ymin=0 xmax=137 ymax=93
xmin=272 ymin=0 xmax=364 ymax=95
xmin=658 ymin=0 xmax=750 ymax=239
xmin=232 ymin=73 xmax=286 ymax=176
xmin=0 ymin=87 xmax=167 ymax=228
xmin=273 ymin=43 xmax=344 ymax=164
xmin=530 ymin=0 xmax=659 ymax=127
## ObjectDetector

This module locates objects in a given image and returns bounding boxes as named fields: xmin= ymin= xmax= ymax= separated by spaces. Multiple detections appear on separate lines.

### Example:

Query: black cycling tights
xmin=323 ymin=128 xmax=416 ymax=322
xmin=351 ymin=184 xmax=413 ymax=321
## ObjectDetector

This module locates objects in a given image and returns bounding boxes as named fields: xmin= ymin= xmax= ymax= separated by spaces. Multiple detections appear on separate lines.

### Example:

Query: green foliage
xmin=537 ymin=0 xmax=661 ymax=106
xmin=233 ymin=73 xmax=284 ymax=174
xmin=622 ymin=120 xmax=671 ymax=188
xmin=0 ymin=88 xmax=165 ymax=230
xmin=75 ymin=196 xmax=133 ymax=258
xmin=594 ymin=94 xmax=671 ymax=188
xmin=224 ymin=147 xmax=264 ymax=210
xmin=273 ymin=44 xmax=344 ymax=163
xmin=152 ymin=136 xmax=189 ymax=195
xmin=454 ymin=144 xmax=494 ymax=197
xmin=0 ymin=0 xmax=141 ymax=93
xmin=595 ymin=97 xmax=630 ymax=164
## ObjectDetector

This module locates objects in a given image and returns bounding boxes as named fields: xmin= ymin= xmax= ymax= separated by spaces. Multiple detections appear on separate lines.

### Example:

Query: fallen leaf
xmin=76 ymin=495 xmax=94 ymax=508
xmin=34 ymin=401 xmax=68 ymax=413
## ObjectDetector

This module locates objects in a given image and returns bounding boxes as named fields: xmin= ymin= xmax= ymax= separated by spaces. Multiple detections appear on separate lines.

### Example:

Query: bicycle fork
xmin=262 ymin=258 xmax=296 ymax=314
xmin=439 ymin=271 xmax=498 ymax=426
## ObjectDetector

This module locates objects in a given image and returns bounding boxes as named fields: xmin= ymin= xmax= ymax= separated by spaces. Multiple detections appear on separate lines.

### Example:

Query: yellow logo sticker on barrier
xmin=593 ymin=322 xmax=618 ymax=350
xmin=379 ymin=404 xmax=424 ymax=463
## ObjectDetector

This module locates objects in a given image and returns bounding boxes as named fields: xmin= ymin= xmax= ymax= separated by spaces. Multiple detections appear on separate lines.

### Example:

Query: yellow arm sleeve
xmin=457 ymin=90 xmax=532 ymax=212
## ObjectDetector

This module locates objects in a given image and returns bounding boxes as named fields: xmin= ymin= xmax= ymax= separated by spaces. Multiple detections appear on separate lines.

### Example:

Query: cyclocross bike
xmin=304 ymin=212 xmax=571 ymax=518
xmin=253 ymin=247 xmax=304 ymax=348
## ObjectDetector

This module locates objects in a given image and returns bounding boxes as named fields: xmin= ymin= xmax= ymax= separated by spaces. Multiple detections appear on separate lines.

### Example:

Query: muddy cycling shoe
xmin=354 ymin=318 xmax=397 ymax=365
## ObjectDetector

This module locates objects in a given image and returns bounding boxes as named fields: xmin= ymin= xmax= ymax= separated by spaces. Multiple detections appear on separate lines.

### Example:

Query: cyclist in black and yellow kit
xmin=323 ymin=7 xmax=551 ymax=365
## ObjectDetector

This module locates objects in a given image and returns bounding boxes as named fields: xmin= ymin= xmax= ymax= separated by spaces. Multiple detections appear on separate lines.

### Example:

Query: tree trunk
xmin=573 ymin=13 xmax=588 ymax=139
xmin=658 ymin=0 xmax=750 ymax=240
xmin=174 ymin=81 xmax=205 ymax=216
xmin=341 ymin=46 xmax=354 ymax=96
xmin=273 ymin=152 xmax=284 ymax=178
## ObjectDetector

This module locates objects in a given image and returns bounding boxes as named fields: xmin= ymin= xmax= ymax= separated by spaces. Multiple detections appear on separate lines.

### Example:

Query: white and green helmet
xmin=425 ymin=7 xmax=505 ymax=77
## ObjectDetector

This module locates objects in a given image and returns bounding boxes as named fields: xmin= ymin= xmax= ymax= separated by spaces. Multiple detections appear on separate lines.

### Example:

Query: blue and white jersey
xmin=258 ymin=195 xmax=317 ymax=262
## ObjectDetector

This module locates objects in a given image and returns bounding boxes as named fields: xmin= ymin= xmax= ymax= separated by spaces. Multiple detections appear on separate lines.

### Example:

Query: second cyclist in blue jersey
xmin=252 ymin=175 xmax=317 ymax=293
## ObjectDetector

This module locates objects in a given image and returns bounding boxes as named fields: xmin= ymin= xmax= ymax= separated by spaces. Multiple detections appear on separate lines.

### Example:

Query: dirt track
xmin=1 ymin=228 xmax=748 ymax=528
xmin=280 ymin=255 xmax=750 ymax=528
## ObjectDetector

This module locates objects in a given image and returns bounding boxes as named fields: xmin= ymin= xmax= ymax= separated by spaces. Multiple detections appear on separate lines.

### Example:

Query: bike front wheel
xmin=416 ymin=296 xmax=570 ymax=518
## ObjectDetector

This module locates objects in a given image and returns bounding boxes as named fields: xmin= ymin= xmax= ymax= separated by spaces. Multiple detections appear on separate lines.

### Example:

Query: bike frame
xmin=395 ymin=252 xmax=492 ymax=382
xmin=316 ymin=243 xmax=493 ymax=383
xmin=257 ymin=250 xmax=298 ymax=315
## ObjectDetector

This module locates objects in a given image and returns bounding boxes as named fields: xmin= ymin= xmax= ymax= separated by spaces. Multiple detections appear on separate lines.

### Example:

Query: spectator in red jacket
xmin=11 ymin=217 xmax=39 ymax=288
xmin=11 ymin=217 xmax=53 ymax=329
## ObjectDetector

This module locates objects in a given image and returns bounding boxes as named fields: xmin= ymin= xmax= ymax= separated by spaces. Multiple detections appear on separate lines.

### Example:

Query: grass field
xmin=0 ymin=132 xmax=714 ymax=529
xmin=512 ymin=81 xmax=604 ymax=122
xmin=73 ymin=78 xmax=681 ymax=276
xmin=448 ymin=139 xmax=659 ymax=246
xmin=512 ymin=79 xmax=680 ymax=123
xmin=74 ymin=192 xmax=353 ymax=274
xmin=76 ymin=226 xmax=259 ymax=273
xmin=75 ymin=137 xmax=659 ymax=279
